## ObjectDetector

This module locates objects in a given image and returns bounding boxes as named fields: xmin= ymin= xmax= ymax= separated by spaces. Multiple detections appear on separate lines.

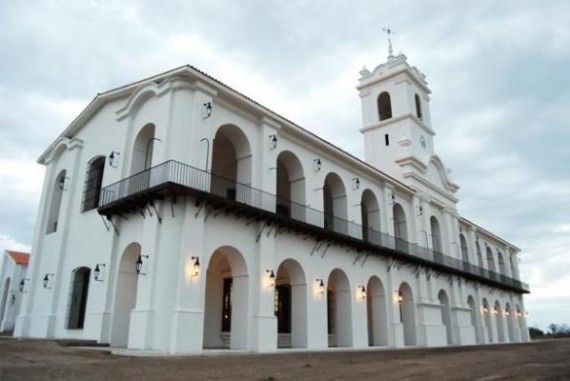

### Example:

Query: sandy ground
xmin=0 ymin=337 xmax=569 ymax=381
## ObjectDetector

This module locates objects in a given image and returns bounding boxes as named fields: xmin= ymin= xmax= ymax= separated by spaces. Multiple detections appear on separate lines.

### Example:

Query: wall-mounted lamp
xmin=59 ymin=176 xmax=69 ymax=190
xmin=417 ymin=205 xmax=424 ymax=216
xmin=388 ymin=192 xmax=396 ymax=205
xmin=483 ymin=306 xmax=489 ymax=313
xmin=493 ymin=307 xmax=498 ymax=315
xmin=136 ymin=254 xmax=149 ymax=275
xmin=269 ymin=134 xmax=278 ymax=150
xmin=94 ymin=263 xmax=106 ymax=282
xmin=517 ymin=311 xmax=522 ymax=317
xmin=19 ymin=278 xmax=30 ymax=293
xmin=10 ymin=294 xmax=16 ymax=305
xmin=505 ymin=310 xmax=510 ymax=317
xmin=108 ymin=151 xmax=120 ymax=167
xmin=316 ymin=278 xmax=325 ymax=295
xmin=43 ymin=273 xmax=55 ymax=289
xmin=352 ymin=177 xmax=361 ymax=190
xmin=191 ymin=256 xmax=201 ymax=277
xmin=358 ymin=285 xmax=366 ymax=300
xmin=266 ymin=270 xmax=275 ymax=287
xmin=203 ymin=102 xmax=212 ymax=119
xmin=397 ymin=291 xmax=403 ymax=304
xmin=313 ymin=158 xmax=322 ymax=172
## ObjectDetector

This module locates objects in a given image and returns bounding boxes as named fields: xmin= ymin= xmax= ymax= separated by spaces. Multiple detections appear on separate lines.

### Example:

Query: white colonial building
xmin=14 ymin=52 xmax=530 ymax=353
xmin=0 ymin=250 xmax=29 ymax=332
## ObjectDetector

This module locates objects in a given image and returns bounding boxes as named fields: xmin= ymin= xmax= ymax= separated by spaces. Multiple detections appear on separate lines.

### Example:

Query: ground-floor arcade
xmin=14 ymin=200 xmax=530 ymax=354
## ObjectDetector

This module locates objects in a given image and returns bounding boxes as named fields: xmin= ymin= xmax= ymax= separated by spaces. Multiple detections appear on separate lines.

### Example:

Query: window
xmin=67 ymin=267 xmax=91 ymax=329
xmin=415 ymin=94 xmax=422 ymax=119
xmin=377 ymin=92 xmax=393 ymax=121
xmin=46 ymin=170 xmax=66 ymax=234
xmin=81 ymin=156 xmax=105 ymax=212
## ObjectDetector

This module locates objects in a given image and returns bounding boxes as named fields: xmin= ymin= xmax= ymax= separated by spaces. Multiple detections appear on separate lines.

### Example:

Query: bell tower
xmin=357 ymin=34 xmax=459 ymax=202
xmin=357 ymin=50 xmax=436 ymax=181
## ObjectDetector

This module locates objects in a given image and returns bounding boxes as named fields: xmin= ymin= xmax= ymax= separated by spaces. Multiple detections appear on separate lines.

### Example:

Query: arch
xmin=438 ymin=289 xmax=452 ymax=345
xmin=275 ymin=259 xmax=307 ymax=348
xmin=361 ymin=189 xmax=381 ymax=243
xmin=467 ymin=295 xmax=482 ymax=344
xmin=46 ymin=169 xmax=66 ymax=234
xmin=494 ymin=301 xmax=505 ymax=343
xmin=509 ymin=255 xmax=518 ymax=279
xmin=66 ymin=267 xmax=91 ymax=329
xmin=366 ymin=276 xmax=388 ymax=346
xmin=393 ymin=203 xmax=408 ymax=241
xmin=203 ymin=246 xmax=249 ymax=350
xmin=39 ymin=136 xmax=82 ymax=165
xmin=482 ymin=298 xmax=493 ymax=343
xmin=505 ymin=303 xmax=515 ymax=342
xmin=430 ymin=216 xmax=442 ymax=254
xmin=414 ymin=93 xmax=423 ymax=119
xmin=0 ymin=277 xmax=10 ymax=328
xmin=326 ymin=269 xmax=352 ymax=347
xmin=116 ymin=81 xmax=163 ymax=120
xmin=460 ymin=234 xmax=469 ymax=263
xmin=377 ymin=91 xmax=392 ymax=121
xmin=427 ymin=155 xmax=458 ymax=192
xmin=476 ymin=241 xmax=484 ymax=268
xmin=130 ymin=123 xmax=156 ymax=175
xmin=516 ymin=305 xmax=525 ymax=341
xmin=323 ymin=173 xmax=347 ymax=234
xmin=398 ymin=282 xmax=417 ymax=345
xmin=486 ymin=246 xmax=497 ymax=274
xmin=111 ymin=242 xmax=141 ymax=347
xmin=211 ymin=124 xmax=252 ymax=203
xmin=497 ymin=251 xmax=507 ymax=276
xmin=81 ymin=156 xmax=106 ymax=212
xmin=276 ymin=151 xmax=306 ymax=221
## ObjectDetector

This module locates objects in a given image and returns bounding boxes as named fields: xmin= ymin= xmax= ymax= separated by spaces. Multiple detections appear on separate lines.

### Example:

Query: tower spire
xmin=382 ymin=27 xmax=395 ymax=60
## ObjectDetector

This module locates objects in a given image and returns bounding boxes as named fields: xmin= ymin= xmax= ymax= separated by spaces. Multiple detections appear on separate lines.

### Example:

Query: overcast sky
xmin=1 ymin=0 xmax=568 ymax=330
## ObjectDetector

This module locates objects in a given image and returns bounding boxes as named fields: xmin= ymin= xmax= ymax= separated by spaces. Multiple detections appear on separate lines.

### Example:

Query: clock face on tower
xmin=420 ymin=135 xmax=427 ymax=149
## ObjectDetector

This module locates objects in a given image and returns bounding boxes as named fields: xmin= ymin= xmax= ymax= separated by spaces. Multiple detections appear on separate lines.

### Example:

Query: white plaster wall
xmin=15 ymin=67 xmax=530 ymax=354
xmin=0 ymin=257 xmax=27 ymax=331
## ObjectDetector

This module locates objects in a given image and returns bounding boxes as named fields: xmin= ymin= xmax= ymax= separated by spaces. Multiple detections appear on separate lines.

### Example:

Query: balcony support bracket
xmin=321 ymin=242 xmax=332 ymax=258
xmin=310 ymin=240 xmax=324 ymax=256
xmin=108 ymin=216 xmax=120 ymax=236
xmin=256 ymin=221 xmax=270 ymax=243
xmin=150 ymin=201 xmax=162 ymax=224
xmin=100 ymin=215 xmax=111 ymax=232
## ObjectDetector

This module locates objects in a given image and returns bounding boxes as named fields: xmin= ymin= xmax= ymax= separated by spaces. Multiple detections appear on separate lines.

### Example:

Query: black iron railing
xmin=99 ymin=160 xmax=530 ymax=293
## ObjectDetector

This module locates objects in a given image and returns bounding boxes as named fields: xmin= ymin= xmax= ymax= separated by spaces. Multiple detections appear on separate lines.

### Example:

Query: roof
xmin=6 ymin=250 xmax=30 ymax=265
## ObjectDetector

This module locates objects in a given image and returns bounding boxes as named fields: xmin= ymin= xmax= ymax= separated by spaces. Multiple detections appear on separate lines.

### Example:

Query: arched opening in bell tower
xmin=377 ymin=92 xmax=392 ymax=121
xmin=415 ymin=93 xmax=423 ymax=119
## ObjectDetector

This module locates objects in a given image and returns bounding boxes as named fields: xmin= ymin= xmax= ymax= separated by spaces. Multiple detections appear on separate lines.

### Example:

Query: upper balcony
xmin=98 ymin=160 xmax=529 ymax=294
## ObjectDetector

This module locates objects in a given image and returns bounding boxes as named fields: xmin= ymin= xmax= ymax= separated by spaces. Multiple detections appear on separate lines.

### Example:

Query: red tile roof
xmin=6 ymin=250 xmax=30 ymax=265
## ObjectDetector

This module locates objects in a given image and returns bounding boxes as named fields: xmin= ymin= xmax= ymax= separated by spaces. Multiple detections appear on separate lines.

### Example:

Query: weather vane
xmin=382 ymin=27 xmax=394 ymax=58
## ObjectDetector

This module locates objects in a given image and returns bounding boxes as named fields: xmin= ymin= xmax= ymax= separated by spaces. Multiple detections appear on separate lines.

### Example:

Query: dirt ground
xmin=0 ymin=337 xmax=569 ymax=381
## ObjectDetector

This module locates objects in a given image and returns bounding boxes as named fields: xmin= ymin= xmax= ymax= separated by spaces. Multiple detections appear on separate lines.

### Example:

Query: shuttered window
xmin=81 ymin=156 xmax=105 ymax=212
xmin=67 ymin=268 xmax=90 ymax=329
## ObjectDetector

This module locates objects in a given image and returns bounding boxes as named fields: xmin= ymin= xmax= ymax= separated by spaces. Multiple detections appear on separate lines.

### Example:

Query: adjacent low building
xmin=14 ymin=51 xmax=530 ymax=353
xmin=0 ymin=250 xmax=30 ymax=332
